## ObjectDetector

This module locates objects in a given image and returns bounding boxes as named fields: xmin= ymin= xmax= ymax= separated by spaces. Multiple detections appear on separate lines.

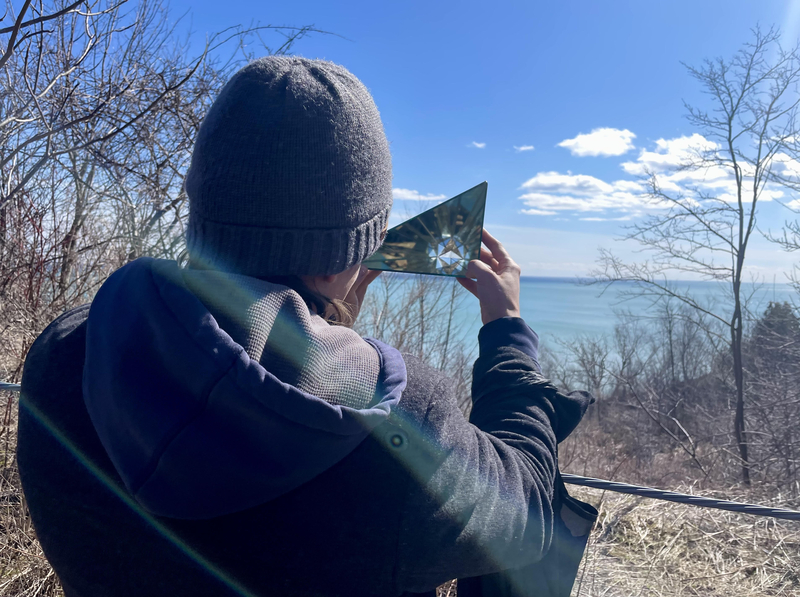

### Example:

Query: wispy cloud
xmin=514 ymin=145 xmax=535 ymax=152
xmin=558 ymin=127 xmax=636 ymax=157
xmin=392 ymin=188 xmax=447 ymax=201
xmin=519 ymin=172 xmax=647 ymax=215
xmin=620 ymin=134 xmax=714 ymax=175
xmin=621 ymin=134 xmax=785 ymax=203
xmin=469 ymin=141 xmax=486 ymax=149
xmin=520 ymin=133 xmax=788 ymax=220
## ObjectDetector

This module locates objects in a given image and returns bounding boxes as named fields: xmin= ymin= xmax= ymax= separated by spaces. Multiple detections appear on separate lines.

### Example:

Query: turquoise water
xmin=453 ymin=277 xmax=797 ymax=346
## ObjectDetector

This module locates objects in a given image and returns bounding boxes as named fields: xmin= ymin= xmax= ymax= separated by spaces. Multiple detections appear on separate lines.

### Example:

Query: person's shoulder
xmin=361 ymin=338 xmax=457 ymax=415
xmin=391 ymin=351 xmax=462 ymax=422
xmin=22 ymin=305 xmax=91 ymax=398
xmin=29 ymin=304 xmax=91 ymax=359
xmin=400 ymin=353 xmax=452 ymax=394
xmin=40 ymin=304 xmax=90 ymax=341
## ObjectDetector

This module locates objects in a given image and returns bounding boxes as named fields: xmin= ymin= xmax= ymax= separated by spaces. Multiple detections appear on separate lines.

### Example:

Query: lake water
xmin=451 ymin=277 xmax=797 ymax=347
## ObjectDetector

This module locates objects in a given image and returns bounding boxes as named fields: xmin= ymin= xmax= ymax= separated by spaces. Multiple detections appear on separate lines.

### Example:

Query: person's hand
xmin=457 ymin=229 xmax=522 ymax=325
xmin=342 ymin=266 xmax=381 ymax=327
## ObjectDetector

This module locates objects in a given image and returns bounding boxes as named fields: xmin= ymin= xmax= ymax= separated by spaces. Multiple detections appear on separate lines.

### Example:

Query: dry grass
xmin=570 ymin=486 xmax=800 ymax=597
xmin=0 ymin=390 xmax=62 ymax=597
xmin=2 ymin=387 xmax=798 ymax=597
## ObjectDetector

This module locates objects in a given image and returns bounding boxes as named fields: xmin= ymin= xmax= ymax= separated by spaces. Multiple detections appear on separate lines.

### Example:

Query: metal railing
xmin=2 ymin=380 xmax=799 ymax=521
xmin=562 ymin=474 xmax=800 ymax=521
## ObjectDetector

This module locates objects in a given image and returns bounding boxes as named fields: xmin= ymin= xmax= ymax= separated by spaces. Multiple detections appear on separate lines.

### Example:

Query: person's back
xmin=17 ymin=56 xmax=595 ymax=597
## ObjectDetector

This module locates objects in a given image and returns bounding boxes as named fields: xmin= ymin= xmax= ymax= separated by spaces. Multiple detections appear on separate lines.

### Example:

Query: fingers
xmin=457 ymin=276 xmax=478 ymax=297
xmin=479 ymin=247 xmax=500 ymax=270
xmin=462 ymin=231 xmax=522 ymax=325
xmin=466 ymin=258 xmax=494 ymax=280
xmin=459 ymin=257 xmax=490 ymax=299
xmin=481 ymin=229 xmax=512 ymax=265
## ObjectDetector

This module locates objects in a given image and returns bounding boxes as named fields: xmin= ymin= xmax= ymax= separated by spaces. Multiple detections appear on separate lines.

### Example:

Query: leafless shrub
xmin=547 ymin=294 xmax=800 ymax=496
xmin=742 ymin=302 xmax=800 ymax=494
xmin=0 ymin=0 xmax=315 ymax=380
xmin=356 ymin=272 xmax=478 ymax=412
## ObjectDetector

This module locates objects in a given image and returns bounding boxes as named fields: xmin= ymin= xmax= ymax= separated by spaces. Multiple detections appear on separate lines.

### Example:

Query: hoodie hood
xmin=82 ymin=258 xmax=406 ymax=520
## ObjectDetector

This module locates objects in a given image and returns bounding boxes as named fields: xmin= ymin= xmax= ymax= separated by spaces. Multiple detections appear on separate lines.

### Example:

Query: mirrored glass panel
xmin=364 ymin=182 xmax=486 ymax=277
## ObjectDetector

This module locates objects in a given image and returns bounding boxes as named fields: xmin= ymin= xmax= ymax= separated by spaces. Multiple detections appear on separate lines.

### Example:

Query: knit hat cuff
xmin=186 ymin=206 xmax=391 ymax=277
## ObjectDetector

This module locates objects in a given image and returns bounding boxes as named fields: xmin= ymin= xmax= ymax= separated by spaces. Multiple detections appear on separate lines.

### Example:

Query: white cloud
xmin=522 ymin=133 xmax=790 ymax=220
xmin=771 ymin=152 xmax=800 ymax=180
xmin=514 ymin=145 xmax=535 ymax=152
xmin=469 ymin=141 xmax=486 ymax=149
xmin=621 ymin=134 xmax=716 ymax=175
xmin=392 ymin=188 xmax=447 ymax=201
xmin=518 ymin=171 xmax=650 ymax=215
xmin=622 ymin=134 xmax=784 ymax=203
xmin=521 ymin=171 xmax=614 ymax=195
xmin=558 ymin=128 xmax=636 ymax=157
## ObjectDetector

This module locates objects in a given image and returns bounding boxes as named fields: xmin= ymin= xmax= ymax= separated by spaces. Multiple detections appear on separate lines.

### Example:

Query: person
xmin=16 ymin=56 xmax=595 ymax=597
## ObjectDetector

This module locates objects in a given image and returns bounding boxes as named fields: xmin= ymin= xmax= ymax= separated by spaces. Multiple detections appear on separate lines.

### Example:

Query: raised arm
xmin=392 ymin=232 xmax=593 ymax=592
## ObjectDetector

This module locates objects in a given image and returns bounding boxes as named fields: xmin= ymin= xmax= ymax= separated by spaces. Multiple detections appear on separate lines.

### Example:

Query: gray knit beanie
xmin=185 ymin=56 xmax=393 ymax=276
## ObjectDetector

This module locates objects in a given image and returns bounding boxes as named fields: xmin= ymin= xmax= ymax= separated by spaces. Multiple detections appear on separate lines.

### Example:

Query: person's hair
xmin=184 ymin=256 xmax=355 ymax=327
xmin=260 ymin=275 xmax=354 ymax=328
xmin=183 ymin=220 xmax=387 ymax=329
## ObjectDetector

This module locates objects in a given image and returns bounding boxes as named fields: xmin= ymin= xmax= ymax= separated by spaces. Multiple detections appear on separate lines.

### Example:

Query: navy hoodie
xmin=17 ymin=258 xmax=594 ymax=596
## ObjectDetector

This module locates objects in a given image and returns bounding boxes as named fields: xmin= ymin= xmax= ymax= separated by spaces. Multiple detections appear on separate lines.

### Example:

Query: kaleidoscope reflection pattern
xmin=363 ymin=182 xmax=486 ymax=277
xmin=428 ymin=236 xmax=466 ymax=275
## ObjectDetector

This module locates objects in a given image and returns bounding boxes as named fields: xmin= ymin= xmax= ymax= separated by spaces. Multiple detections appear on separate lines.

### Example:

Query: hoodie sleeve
xmin=393 ymin=317 xmax=593 ymax=593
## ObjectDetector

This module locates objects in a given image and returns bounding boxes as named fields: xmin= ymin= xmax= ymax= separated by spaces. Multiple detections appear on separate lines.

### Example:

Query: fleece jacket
xmin=17 ymin=257 xmax=593 ymax=597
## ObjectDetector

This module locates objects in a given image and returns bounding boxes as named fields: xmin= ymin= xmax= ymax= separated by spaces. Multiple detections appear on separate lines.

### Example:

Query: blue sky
xmin=171 ymin=0 xmax=800 ymax=280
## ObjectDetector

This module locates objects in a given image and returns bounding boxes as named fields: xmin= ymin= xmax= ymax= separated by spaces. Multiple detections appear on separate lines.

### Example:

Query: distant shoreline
xmin=519 ymin=276 xmax=795 ymax=289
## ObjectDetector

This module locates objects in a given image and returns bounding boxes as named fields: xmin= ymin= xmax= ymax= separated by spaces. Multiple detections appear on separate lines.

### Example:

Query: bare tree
xmin=0 ymin=0 xmax=315 ymax=379
xmin=594 ymin=26 xmax=800 ymax=484
xmin=770 ymin=214 xmax=800 ymax=295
